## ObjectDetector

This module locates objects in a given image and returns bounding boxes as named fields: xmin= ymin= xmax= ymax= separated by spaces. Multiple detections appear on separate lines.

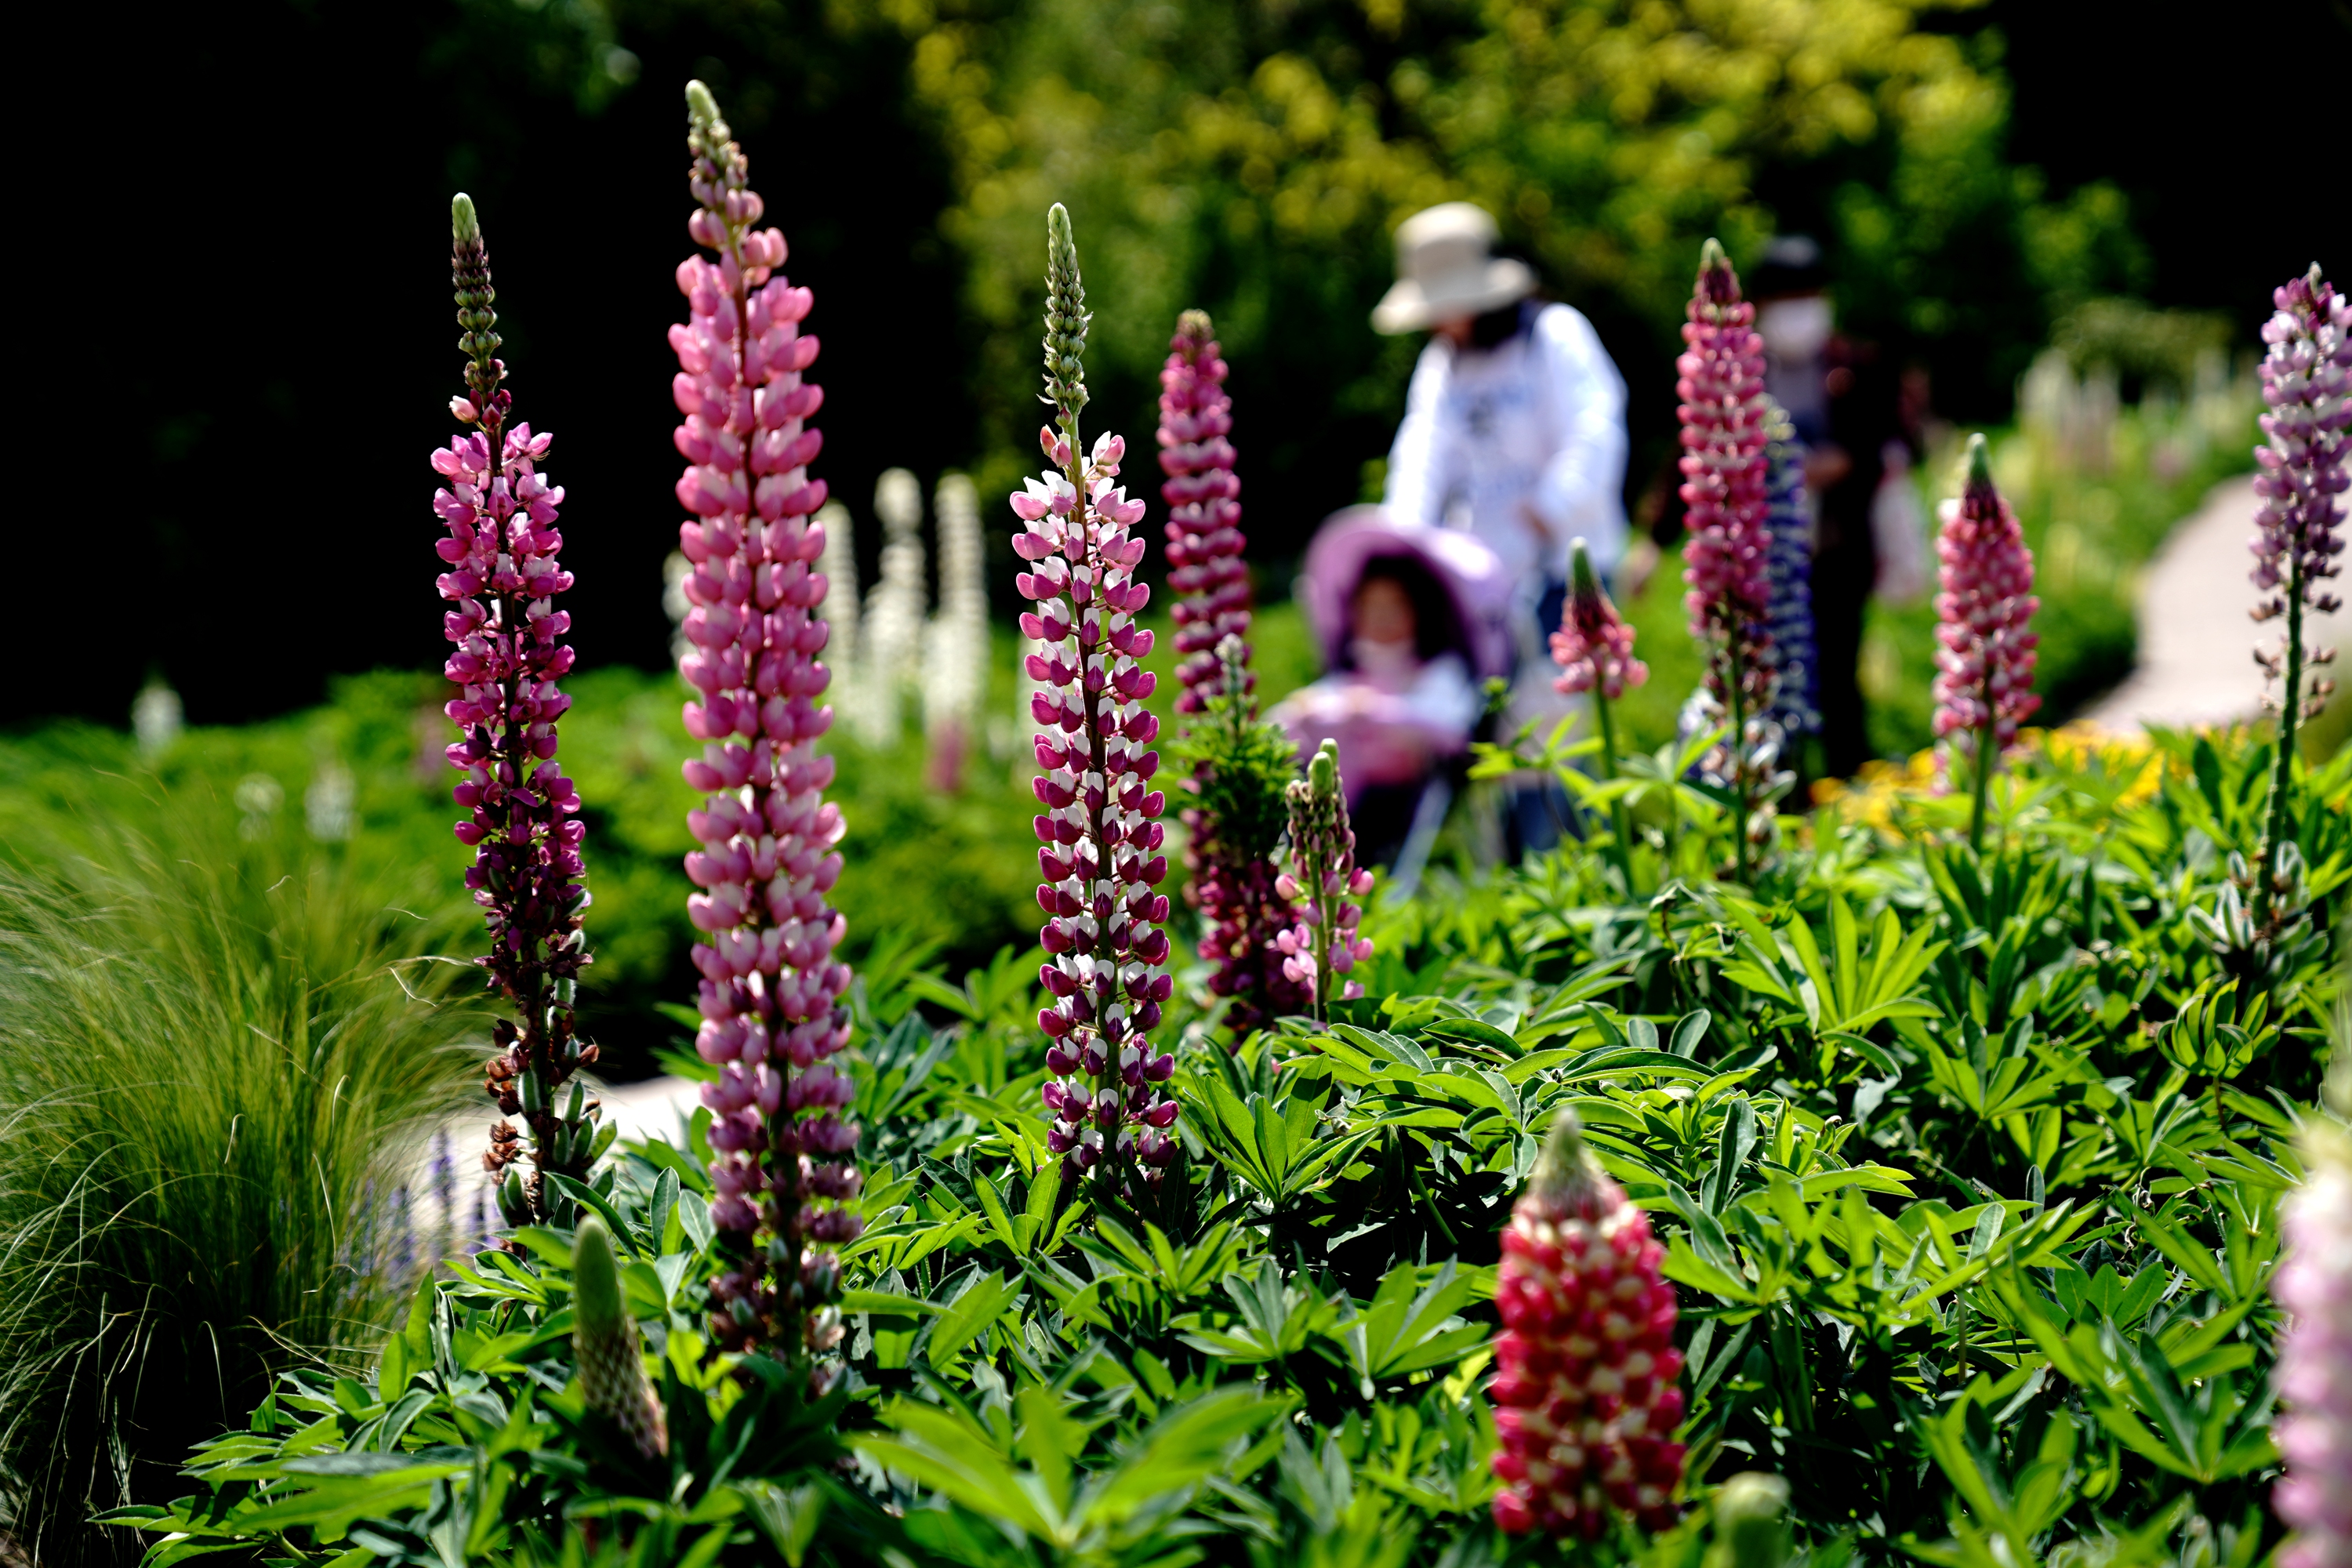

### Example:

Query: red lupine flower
xmin=1490 ymin=1109 xmax=1686 ymax=1538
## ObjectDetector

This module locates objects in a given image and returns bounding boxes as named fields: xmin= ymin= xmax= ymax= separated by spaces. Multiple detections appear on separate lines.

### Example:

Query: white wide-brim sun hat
xmin=1371 ymin=201 xmax=1536 ymax=335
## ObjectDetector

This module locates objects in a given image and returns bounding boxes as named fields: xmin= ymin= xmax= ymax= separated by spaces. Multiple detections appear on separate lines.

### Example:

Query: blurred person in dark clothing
xmin=1748 ymin=235 xmax=1916 ymax=779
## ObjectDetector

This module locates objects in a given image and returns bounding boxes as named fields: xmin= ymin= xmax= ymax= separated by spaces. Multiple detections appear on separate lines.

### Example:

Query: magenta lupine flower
xmin=432 ymin=194 xmax=600 ymax=1229
xmin=1676 ymin=240 xmax=1779 ymax=880
xmin=669 ymin=82 xmax=862 ymax=1362
xmin=1018 ymin=205 xmax=1180 ymax=1193
xmin=1552 ymin=539 xmax=1647 ymax=702
xmin=1677 ymin=240 xmax=1774 ymax=708
xmin=2250 ymin=265 xmax=2348 ymax=926
xmin=1931 ymin=434 xmax=2039 ymax=850
xmin=1159 ymin=312 xmax=1301 ymax=1033
xmin=1160 ymin=310 xmax=1250 ymax=713
xmin=1275 ymin=740 xmax=1374 ymax=1022
xmin=1552 ymin=537 xmax=1643 ymax=888
xmin=2274 ymin=1115 xmax=2352 ymax=1568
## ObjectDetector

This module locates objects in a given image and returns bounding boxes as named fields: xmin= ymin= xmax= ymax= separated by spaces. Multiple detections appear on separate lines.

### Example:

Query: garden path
xmin=2082 ymin=474 xmax=2349 ymax=732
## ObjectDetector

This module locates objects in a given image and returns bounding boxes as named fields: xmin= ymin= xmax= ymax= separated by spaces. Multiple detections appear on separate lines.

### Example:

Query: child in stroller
xmin=1270 ymin=507 xmax=1515 ymax=869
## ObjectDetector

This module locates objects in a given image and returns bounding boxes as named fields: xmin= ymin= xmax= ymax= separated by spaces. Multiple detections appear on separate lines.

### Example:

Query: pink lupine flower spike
xmin=1675 ymin=238 xmax=1779 ymax=880
xmin=1930 ymin=434 xmax=2040 ymax=851
xmin=2250 ymin=264 xmax=2349 ymax=927
xmin=432 ymin=193 xmax=601 ymax=1231
xmin=1019 ymin=205 xmax=1180 ymax=1201
xmin=669 ymin=82 xmax=862 ymax=1372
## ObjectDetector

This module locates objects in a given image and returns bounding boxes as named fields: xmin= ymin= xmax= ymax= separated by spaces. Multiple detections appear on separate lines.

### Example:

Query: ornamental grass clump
xmin=1488 ymin=1109 xmax=1686 ymax=1540
xmin=669 ymin=82 xmax=862 ymax=1363
xmin=1274 ymin=739 xmax=1374 ymax=1023
xmin=432 ymin=194 xmax=602 ymax=1226
xmin=1931 ymin=434 xmax=2040 ymax=851
xmin=1552 ymin=536 xmax=1646 ymax=887
xmin=2273 ymin=1093 xmax=2352 ymax=1568
xmin=2251 ymin=264 xmax=2348 ymax=928
xmin=1016 ymin=205 xmax=1179 ymax=1196
xmin=1677 ymin=239 xmax=1782 ymax=879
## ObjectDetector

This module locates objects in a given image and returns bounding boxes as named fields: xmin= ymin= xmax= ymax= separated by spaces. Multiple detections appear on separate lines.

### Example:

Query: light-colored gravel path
xmin=2082 ymin=474 xmax=2347 ymax=732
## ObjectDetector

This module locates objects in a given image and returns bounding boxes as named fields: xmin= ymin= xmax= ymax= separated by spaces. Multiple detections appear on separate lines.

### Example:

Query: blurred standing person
xmin=1374 ymin=201 xmax=1630 ymax=850
xmin=1748 ymin=235 xmax=1916 ymax=779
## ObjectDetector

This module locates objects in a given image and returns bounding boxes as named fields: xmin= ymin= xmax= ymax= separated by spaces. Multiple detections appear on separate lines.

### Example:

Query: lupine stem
xmin=1592 ymin=681 xmax=1632 ymax=891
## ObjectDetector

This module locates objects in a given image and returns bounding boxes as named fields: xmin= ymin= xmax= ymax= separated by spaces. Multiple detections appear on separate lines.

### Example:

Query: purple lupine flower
xmin=1676 ymin=239 xmax=1779 ymax=880
xmin=2251 ymin=265 xmax=2348 ymax=927
xmin=432 ymin=194 xmax=600 ymax=1228
xmin=1018 ymin=205 xmax=1180 ymax=1194
xmin=1761 ymin=408 xmax=1820 ymax=739
xmin=669 ymin=82 xmax=862 ymax=1364
xmin=2274 ymin=1115 xmax=2352 ymax=1568
xmin=1931 ymin=434 xmax=2039 ymax=851
xmin=1160 ymin=310 xmax=1250 ymax=713
xmin=1273 ymin=740 xmax=1374 ymax=1022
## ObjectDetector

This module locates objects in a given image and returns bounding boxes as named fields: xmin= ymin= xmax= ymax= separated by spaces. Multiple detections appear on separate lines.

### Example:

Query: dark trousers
xmin=1811 ymin=535 xmax=1875 ymax=779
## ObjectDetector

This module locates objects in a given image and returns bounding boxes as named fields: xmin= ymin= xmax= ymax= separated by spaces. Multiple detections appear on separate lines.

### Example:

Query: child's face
xmin=1354 ymin=577 xmax=1417 ymax=647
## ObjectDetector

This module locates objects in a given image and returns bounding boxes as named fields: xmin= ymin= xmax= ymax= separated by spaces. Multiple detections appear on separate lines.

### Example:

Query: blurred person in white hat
xmin=1375 ymin=201 xmax=1629 ymax=628
xmin=1374 ymin=201 xmax=1629 ymax=852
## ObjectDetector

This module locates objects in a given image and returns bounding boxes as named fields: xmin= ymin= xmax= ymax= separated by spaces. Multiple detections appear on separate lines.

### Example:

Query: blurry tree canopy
xmin=11 ymin=0 xmax=2341 ymax=726
xmin=884 ymin=0 xmax=2149 ymax=559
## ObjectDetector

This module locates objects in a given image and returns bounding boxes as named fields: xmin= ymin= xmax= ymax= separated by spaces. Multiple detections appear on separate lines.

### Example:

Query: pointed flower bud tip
xmin=1570 ymin=536 xmax=1597 ymax=595
xmin=685 ymin=79 xmax=719 ymax=125
xmin=1965 ymin=430 xmax=1993 ymax=490
xmin=1700 ymin=236 xmax=1728 ymax=271
xmin=1309 ymin=739 xmax=1338 ymax=796
xmin=572 ymin=1214 xmax=625 ymax=1335
xmin=452 ymin=192 xmax=479 ymax=246
xmin=1715 ymin=1472 xmax=1791 ymax=1568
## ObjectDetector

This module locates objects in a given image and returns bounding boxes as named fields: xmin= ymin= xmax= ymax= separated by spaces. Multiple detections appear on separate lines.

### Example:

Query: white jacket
xmin=1382 ymin=301 xmax=1630 ymax=590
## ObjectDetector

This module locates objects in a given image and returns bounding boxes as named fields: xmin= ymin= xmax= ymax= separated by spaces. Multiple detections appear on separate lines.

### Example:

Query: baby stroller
xmin=1272 ymin=506 xmax=1515 ymax=881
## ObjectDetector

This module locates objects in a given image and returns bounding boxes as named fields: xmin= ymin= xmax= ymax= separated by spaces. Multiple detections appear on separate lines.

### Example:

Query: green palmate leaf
xmin=924 ymin=1268 xmax=1022 ymax=1370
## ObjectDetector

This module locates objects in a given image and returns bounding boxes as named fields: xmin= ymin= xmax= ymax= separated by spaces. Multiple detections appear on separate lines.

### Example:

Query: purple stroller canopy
xmin=1298 ymin=506 xmax=1516 ymax=683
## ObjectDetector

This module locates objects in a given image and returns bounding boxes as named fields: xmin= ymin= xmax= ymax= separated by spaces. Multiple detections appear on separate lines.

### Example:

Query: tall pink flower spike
xmin=669 ymin=82 xmax=862 ymax=1367
xmin=1675 ymin=238 xmax=1777 ymax=880
xmin=1018 ymin=204 xmax=1180 ymax=1195
xmin=1160 ymin=309 xmax=1250 ymax=713
xmin=432 ymin=193 xmax=601 ymax=1232
xmin=1930 ymin=434 xmax=2039 ymax=851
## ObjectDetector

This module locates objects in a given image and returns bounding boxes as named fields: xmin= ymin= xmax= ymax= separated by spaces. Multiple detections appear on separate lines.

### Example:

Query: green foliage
xmin=107 ymin=728 xmax=2348 ymax=1566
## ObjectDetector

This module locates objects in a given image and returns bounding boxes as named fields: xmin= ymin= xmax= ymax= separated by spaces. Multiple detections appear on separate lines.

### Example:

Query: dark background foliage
xmin=9 ymin=0 xmax=2347 ymax=730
